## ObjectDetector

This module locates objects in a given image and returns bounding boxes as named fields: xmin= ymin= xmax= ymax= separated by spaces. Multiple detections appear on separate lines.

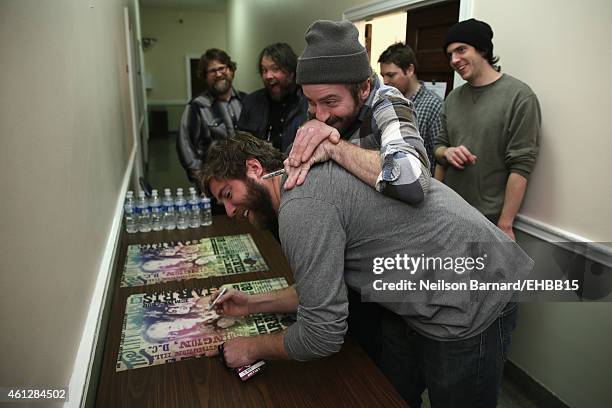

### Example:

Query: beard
xmin=209 ymin=75 xmax=232 ymax=96
xmin=244 ymin=178 xmax=279 ymax=234
xmin=265 ymin=80 xmax=295 ymax=102
xmin=306 ymin=104 xmax=360 ymax=134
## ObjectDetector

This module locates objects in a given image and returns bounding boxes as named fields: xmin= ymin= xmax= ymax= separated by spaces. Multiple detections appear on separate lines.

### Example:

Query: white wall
xmin=141 ymin=7 xmax=227 ymax=130
xmin=469 ymin=1 xmax=612 ymax=406
xmin=140 ymin=7 xmax=227 ymax=102
xmin=359 ymin=11 xmax=408 ymax=69
xmin=0 ymin=0 xmax=132 ymax=394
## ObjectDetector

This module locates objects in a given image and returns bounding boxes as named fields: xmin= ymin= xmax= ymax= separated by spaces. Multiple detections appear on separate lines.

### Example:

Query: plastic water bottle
xmin=124 ymin=191 xmax=138 ymax=233
xmin=162 ymin=188 xmax=176 ymax=230
xmin=137 ymin=190 xmax=151 ymax=232
xmin=188 ymin=188 xmax=201 ymax=228
xmin=175 ymin=188 xmax=189 ymax=230
xmin=201 ymin=194 xmax=212 ymax=226
xmin=150 ymin=189 xmax=163 ymax=231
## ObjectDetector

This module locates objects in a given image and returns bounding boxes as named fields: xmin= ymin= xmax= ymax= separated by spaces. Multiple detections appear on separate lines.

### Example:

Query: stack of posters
xmin=116 ymin=277 xmax=294 ymax=371
xmin=120 ymin=234 xmax=268 ymax=287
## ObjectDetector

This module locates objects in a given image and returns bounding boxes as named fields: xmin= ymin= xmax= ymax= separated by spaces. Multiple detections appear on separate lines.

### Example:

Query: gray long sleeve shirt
xmin=280 ymin=161 xmax=533 ymax=361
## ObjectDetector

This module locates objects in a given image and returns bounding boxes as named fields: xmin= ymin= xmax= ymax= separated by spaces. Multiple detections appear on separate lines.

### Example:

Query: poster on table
xmin=116 ymin=277 xmax=294 ymax=371
xmin=120 ymin=234 xmax=268 ymax=287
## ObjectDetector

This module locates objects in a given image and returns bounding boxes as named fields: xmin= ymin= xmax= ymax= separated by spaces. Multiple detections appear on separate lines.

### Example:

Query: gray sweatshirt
xmin=280 ymin=161 xmax=533 ymax=361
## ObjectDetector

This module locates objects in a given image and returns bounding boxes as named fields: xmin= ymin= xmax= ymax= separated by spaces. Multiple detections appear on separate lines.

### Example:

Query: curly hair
xmin=197 ymin=48 xmax=237 ymax=80
xmin=199 ymin=132 xmax=285 ymax=194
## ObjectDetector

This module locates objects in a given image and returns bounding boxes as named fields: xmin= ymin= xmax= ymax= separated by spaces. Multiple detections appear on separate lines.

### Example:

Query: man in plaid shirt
xmin=283 ymin=20 xmax=431 ymax=206
xmin=280 ymin=19 xmax=431 ymax=364
xmin=379 ymin=43 xmax=443 ymax=176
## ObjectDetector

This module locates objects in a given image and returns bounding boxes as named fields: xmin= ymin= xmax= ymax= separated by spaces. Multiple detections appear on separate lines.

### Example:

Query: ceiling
xmin=140 ymin=0 xmax=227 ymax=12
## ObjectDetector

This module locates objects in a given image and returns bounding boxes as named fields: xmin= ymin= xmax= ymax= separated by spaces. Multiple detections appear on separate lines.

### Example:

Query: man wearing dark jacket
xmin=177 ymin=48 xmax=245 ymax=183
xmin=238 ymin=43 xmax=308 ymax=152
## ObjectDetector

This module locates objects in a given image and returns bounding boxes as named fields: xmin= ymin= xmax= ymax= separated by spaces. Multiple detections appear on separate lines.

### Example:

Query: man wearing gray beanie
xmin=434 ymin=19 xmax=541 ymax=241
xmin=283 ymin=20 xmax=431 ymax=207
xmin=281 ymin=18 xmax=430 ymax=399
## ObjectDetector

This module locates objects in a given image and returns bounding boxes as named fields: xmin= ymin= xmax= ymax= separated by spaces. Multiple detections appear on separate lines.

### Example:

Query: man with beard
xmin=279 ymin=19 xmax=431 ymax=364
xmin=282 ymin=20 xmax=430 ymax=206
xmin=177 ymin=48 xmax=245 ymax=183
xmin=200 ymin=132 xmax=532 ymax=407
xmin=237 ymin=43 xmax=308 ymax=152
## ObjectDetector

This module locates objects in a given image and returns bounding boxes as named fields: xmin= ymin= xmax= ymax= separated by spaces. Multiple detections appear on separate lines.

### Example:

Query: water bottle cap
xmin=152 ymin=189 xmax=158 ymax=195
xmin=177 ymin=188 xmax=183 ymax=193
xmin=138 ymin=190 xmax=145 ymax=197
xmin=164 ymin=188 xmax=171 ymax=193
xmin=126 ymin=191 xmax=133 ymax=197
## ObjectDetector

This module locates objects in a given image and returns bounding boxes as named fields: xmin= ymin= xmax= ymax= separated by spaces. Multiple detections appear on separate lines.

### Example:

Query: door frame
xmin=343 ymin=0 xmax=474 ymax=89
xmin=185 ymin=53 xmax=203 ymax=101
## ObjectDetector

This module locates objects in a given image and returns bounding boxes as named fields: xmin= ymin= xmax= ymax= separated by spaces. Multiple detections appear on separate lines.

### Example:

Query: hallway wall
xmin=227 ymin=0 xmax=374 ymax=93
xmin=141 ymin=7 xmax=227 ymax=131
xmin=226 ymin=1 xmax=612 ymax=407
xmin=0 ymin=0 xmax=133 ymax=394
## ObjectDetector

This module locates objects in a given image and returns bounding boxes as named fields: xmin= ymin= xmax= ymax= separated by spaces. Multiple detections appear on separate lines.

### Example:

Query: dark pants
xmin=379 ymin=302 xmax=519 ymax=408
xmin=347 ymin=287 xmax=385 ymax=365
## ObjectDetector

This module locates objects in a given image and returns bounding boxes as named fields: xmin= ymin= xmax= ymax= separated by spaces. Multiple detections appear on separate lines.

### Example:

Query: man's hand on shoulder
xmin=443 ymin=145 xmax=477 ymax=170
xmin=284 ymin=120 xmax=341 ymax=190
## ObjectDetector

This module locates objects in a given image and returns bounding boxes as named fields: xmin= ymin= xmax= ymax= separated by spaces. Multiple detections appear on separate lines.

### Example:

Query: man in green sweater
xmin=434 ymin=19 xmax=541 ymax=240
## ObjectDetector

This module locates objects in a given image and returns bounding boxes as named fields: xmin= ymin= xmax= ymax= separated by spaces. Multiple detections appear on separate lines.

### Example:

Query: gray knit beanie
xmin=297 ymin=20 xmax=372 ymax=85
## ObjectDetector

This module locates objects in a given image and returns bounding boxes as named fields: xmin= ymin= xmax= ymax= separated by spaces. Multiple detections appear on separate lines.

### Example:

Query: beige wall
xmin=140 ymin=7 xmax=227 ymax=102
xmin=470 ymin=1 xmax=612 ymax=407
xmin=227 ymin=0 xmax=374 ymax=93
xmin=512 ymin=232 xmax=612 ymax=408
xmin=361 ymin=11 xmax=408 ymax=70
xmin=473 ymin=0 xmax=612 ymax=242
xmin=0 ymin=0 xmax=132 ymax=391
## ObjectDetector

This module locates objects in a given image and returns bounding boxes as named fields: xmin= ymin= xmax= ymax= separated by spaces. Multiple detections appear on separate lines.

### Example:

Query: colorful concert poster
xmin=116 ymin=277 xmax=294 ymax=372
xmin=120 ymin=234 xmax=268 ymax=287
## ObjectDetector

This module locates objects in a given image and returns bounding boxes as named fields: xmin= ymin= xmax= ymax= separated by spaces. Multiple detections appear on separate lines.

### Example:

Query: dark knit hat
xmin=297 ymin=20 xmax=372 ymax=85
xmin=443 ymin=18 xmax=494 ymax=59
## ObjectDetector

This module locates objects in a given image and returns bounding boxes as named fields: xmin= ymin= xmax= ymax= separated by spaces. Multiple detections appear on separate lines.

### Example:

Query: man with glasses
xmin=177 ymin=48 xmax=246 ymax=184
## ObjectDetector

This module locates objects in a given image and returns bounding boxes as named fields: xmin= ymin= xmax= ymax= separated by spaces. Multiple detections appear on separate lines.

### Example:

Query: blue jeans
xmin=379 ymin=302 xmax=518 ymax=408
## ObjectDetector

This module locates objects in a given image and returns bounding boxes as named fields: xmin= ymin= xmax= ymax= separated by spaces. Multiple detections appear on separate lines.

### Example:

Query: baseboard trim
xmin=514 ymin=215 xmax=612 ymax=268
xmin=65 ymin=147 xmax=135 ymax=407
xmin=504 ymin=360 xmax=570 ymax=408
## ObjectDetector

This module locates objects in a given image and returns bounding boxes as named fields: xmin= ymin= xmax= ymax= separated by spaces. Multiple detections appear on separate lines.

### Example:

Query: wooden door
xmin=190 ymin=58 xmax=206 ymax=99
xmin=406 ymin=1 xmax=459 ymax=97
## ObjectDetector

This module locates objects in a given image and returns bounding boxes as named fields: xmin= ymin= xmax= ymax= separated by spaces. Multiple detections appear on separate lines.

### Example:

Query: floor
xmin=146 ymin=132 xmax=192 ymax=192
xmin=145 ymin=132 xmax=547 ymax=408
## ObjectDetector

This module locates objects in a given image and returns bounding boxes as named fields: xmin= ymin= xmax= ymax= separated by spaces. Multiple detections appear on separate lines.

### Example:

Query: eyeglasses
xmin=206 ymin=65 xmax=228 ymax=76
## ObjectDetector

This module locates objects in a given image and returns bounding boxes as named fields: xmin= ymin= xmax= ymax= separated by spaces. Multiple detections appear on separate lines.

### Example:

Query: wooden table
xmin=95 ymin=216 xmax=406 ymax=407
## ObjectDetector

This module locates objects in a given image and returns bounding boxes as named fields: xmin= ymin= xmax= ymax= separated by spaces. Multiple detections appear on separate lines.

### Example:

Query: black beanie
xmin=297 ymin=20 xmax=372 ymax=85
xmin=443 ymin=18 xmax=494 ymax=59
